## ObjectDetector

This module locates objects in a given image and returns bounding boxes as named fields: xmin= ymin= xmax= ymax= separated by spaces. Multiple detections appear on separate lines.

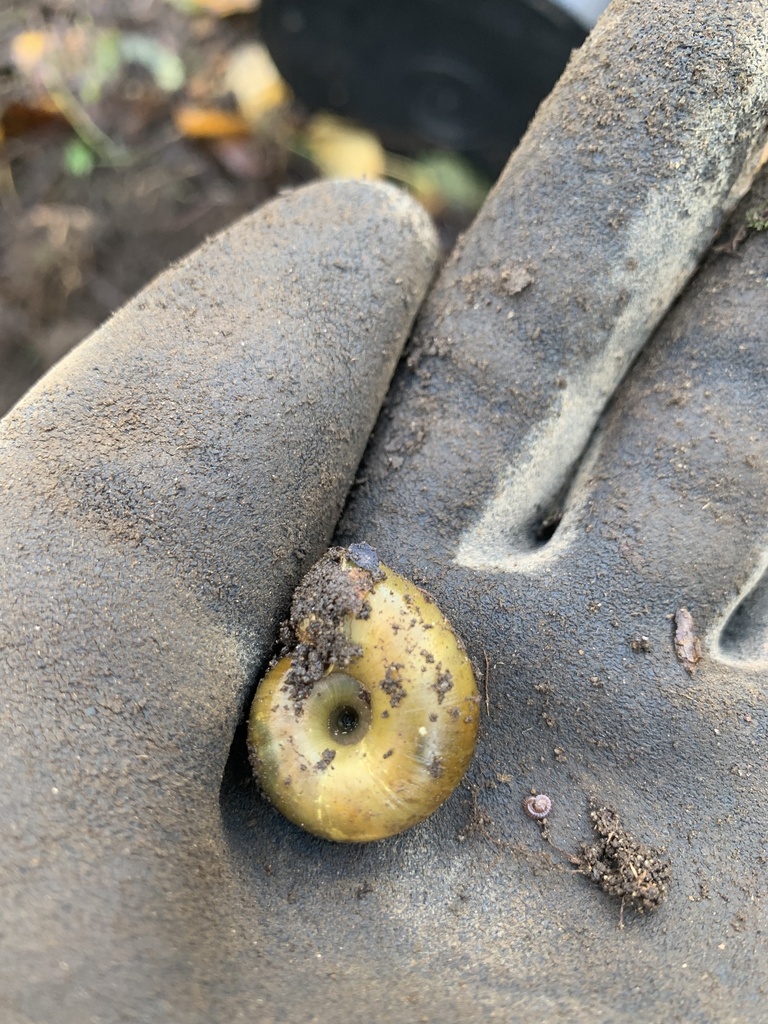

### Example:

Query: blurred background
xmin=0 ymin=0 xmax=607 ymax=415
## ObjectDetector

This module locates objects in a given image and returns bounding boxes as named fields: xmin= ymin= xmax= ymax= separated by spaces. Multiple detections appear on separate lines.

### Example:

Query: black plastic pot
xmin=261 ymin=0 xmax=590 ymax=175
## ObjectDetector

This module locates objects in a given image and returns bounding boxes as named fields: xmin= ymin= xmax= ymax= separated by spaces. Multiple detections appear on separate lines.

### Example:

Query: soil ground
xmin=0 ymin=1 xmax=303 ymax=415
xmin=0 ymin=1 xmax=474 ymax=416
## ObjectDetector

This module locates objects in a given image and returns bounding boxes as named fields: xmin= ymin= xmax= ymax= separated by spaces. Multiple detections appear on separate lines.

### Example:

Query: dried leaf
xmin=305 ymin=114 xmax=386 ymax=180
xmin=12 ymin=27 xmax=103 ymax=85
xmin=224 ymin=43 xmax=289 ymax=125
xmin=1 ymin=99 xmax=66 ymax=138
xmin=10 ymin=30 xmax=49 ymax=76
xmin=191 ymin=0 xmax=261 ymax=14
xmin=173 ymin=104 xmax=250 ymax=138
xmin=674 ymin=607 xmax=702 ymax=674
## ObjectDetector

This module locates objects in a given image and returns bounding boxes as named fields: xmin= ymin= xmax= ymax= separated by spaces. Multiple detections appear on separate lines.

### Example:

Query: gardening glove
xmin=3 ymin=1 xmax=768 ymax=1022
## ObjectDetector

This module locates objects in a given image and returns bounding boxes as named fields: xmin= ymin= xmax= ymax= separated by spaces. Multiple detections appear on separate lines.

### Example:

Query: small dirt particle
xmin=500 ymin=262 xmax=534 ymax=295
xmin=315 ymin=749 xmax=336 ymax=771
xmin=380 ymin=664 xmax=407 ymax=707
xmin=433 ymin=668 xmax=454 ymax=703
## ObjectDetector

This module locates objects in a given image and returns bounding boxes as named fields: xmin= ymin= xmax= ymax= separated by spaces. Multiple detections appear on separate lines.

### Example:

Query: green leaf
xmin=412 ymin=152 xmax=490 ymax=211
xmin=385 ymin=149 xmax=490 ymax=215
xmin=119 ymin=33 xmax=185 ymax=92
xmin=80 ymin=29 xmax=122 ymax=105
xmin=63 ymin=138 xmax=96 ymax=177
xmin=746 ymin=205 xmax=768 ymax=232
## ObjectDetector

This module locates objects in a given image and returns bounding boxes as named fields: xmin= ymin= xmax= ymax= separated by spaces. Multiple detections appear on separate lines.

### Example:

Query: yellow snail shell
xmin=248 ymin=543 xmax=479 ymax=842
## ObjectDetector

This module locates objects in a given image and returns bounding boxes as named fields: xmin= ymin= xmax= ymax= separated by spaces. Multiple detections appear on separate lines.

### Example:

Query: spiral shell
xmin=248 ymin=544 xmax=479 ymax=842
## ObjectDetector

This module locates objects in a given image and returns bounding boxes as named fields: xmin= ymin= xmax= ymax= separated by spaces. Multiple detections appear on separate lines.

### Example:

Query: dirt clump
xmin=278 ymin=545 xmax=382 ymax=707
xmin=573 ymin=801 xmax=671 ymax=924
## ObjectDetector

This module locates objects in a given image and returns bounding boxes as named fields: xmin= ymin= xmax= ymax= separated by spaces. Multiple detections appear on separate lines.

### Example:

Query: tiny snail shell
xmin=523 ymin=793 xmax=552 ymax=820
xmin=248 ymin=544 xmax=479 ymax=842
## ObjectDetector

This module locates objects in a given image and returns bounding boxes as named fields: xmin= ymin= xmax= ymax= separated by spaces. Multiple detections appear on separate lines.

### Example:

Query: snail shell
xmin=248 ymin=544 xmax=479 ymax=842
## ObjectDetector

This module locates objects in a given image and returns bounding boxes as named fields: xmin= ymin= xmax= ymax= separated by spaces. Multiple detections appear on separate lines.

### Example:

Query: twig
xmin=40 ymin=66 xmax=128 ymax=165
xmin=483 ymin=649 xmax=491 ymax=718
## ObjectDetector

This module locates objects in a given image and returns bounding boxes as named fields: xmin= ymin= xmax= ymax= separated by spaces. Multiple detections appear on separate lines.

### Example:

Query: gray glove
xmin=2 ymin=1 xmax=768 ymax=1022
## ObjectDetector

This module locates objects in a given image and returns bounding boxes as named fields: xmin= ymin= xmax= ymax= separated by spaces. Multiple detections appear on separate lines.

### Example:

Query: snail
xmin=248 ymin=543 xmax=479 ymax=842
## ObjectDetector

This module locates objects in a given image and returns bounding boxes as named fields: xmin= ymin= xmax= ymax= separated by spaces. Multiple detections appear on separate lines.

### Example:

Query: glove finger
xmin=0 ymin=180 xmax=437 ymax=1016
xmin=429 ymin=190 xmax=768 ymax=1021
xmin=573 ymin=170 xmax=768 ymax=665
xmin=340 ymin=0 xmax=768 ymax=577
